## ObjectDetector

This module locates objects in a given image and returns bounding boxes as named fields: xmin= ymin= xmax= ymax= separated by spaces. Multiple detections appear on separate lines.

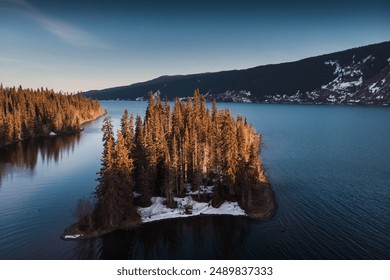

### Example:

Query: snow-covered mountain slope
xmin=265 ymin=55 xmax=390 ymax=105
xmin=84 ymin=41 xmax=390 ymax=106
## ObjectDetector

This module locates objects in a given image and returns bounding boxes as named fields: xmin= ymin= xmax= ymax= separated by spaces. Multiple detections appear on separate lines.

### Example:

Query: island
xmin=62 ymin=90 xmax=276 ymax=240
xmin=0 ymin=84 xmax=105 ymax=147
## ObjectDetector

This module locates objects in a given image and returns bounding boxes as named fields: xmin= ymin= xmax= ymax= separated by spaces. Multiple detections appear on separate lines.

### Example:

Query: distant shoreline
xmin=0 ymin=112 xmax=105 ymax=148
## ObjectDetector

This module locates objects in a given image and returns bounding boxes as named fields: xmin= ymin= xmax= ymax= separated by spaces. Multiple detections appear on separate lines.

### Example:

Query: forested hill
xmin=0 ymin=85 xmax=105 ymax=147
xmin=84 ymin=41 xmax=390 ymax=105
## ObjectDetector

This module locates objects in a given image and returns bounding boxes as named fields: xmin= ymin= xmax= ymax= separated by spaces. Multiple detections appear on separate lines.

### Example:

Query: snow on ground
xmin=64 ymin=234 xmax=83 ymax=239
xmin=221 ymin=90 xmax=253 ymax=103
xmin=363 ymin=55 xmax=375 ymax=63
xmin=266 ymin=55 xmax=381 ymax=104
xmin=186 ymin=185 xmax=214 ymax=195
xmin=322 ymin=60 xmax=364 ymax=93
xmin=138 ymin=196 xmax=246 ymax=223
xmin=369 ymin=82 xmax=381 ymax=94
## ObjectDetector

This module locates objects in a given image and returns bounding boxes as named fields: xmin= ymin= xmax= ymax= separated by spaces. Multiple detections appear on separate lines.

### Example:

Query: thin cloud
xmin=0 ymin=55 xmax=54 ymax=71
xmin=0 ymin=0 xmax=110 ymax=49
xmin=32 ymin=15 xmax=110 ymax=48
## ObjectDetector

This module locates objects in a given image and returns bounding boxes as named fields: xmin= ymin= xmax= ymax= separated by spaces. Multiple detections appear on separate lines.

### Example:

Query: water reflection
xmin=69 ymin=239 xmax=102 ymax=260
xmin=1 ymin=102 xmax=388 ymax=260
xmin=0 ymin=134 xmax=81 ymax=186
xmin=98 ymin=215 xmax=252 ymax=259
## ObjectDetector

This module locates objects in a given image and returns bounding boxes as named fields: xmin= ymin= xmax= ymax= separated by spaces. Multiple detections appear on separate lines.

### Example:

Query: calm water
xmin=0 ymin=101 xmax=389 ymax=259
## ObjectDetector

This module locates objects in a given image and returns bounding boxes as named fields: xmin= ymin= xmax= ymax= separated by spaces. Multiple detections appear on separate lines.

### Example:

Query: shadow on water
xmin=97 ymin=215 xmax=253 ymax=260
xmin=0 ymin=134 xmax=81 ymax=186
xmin=69 ymin=238 xmax=102 ymax=260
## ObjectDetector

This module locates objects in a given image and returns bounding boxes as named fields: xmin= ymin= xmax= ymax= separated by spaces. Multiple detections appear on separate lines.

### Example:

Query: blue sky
xmin=1 ymin=0 xmax=389 ymax=93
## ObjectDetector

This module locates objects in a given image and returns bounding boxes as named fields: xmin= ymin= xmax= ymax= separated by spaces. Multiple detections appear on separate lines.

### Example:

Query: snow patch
xmin=363 ymin=55 xmax=375 ymax=63
xmin=320 ymin=59 xmax=365 ymax=97
xmin=186 ymin=185 xmax=214 ymax=195
xmin=369 ymin=82 xmax=380 ymax=94
xmin=327 ymin=95 xmax=337 ymax=102
xmin=138 ymin=196 xmax=246 ymax=223
xmin=203 ymin=91 xmax=211 ymax=97
xmin=133 ymin=192 xmax=142 ymax=198
xmin=64 ymin=234 xmax=82 ymax=239
xmin=337 ymin=77 xmax=363 ymax=89
xmin=223 ymin=90 xmax=252 ymax=103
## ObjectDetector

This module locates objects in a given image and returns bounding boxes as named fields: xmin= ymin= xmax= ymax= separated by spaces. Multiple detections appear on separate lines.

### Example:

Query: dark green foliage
xmin=0 ymin=85 xmax=104 ymax=146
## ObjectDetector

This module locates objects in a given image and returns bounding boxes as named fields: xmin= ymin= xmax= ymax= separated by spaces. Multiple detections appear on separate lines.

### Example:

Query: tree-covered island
xmin=0 ymin=85 xmax=105 ymax=147
xmin=62 ymin=90 xmax=276 ymax=240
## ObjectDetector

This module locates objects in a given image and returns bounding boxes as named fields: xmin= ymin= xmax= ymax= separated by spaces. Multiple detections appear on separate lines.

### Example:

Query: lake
xmin=0 ymin=101 xmax=389 ymax=259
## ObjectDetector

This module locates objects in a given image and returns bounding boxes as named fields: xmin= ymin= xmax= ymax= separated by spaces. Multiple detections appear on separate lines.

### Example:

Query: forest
xmin=0 ymin=84 xmax=104 ymax=147
xmin=87 ymin=90 xmax=270 ymax=233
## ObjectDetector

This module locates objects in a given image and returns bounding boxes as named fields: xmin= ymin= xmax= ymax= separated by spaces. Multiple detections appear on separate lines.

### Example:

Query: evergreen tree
xmin=93 ymin=116 xmax=116 ymax=228
xmin=219 ymin=111 xmax=238 ymax=196
xmin=110 ymin=130 xmax=136 ymax=224
xmin=134 ymin=114 xmax=152 ymax=206
xmin=120 ymin=109 xmax=135 ymax=152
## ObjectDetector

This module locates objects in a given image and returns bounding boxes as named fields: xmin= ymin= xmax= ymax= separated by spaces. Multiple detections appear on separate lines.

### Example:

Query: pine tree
xmin=120 ymin=109 xmax=135 ymax=152
xmin=110 ymin=130 xmax=136 ymax=225
xmin=219 ymin=110 xmax=238 ymax=196
xmin=134 ymin=114 xmax=152 ymax=206
xmin=93 ymin=116 xmax=116 ymax=228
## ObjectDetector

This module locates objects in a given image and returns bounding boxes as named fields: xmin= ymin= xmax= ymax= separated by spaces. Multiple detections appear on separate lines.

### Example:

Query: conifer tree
xmin=120 ymin=109 xmax=135 ymax=152
xmin=134 ymin=114 xmax=152 ymax=206
xmin=110 ymin=130 xmax=136 ymax=224
xmin=219 ymin=111 xmax=238 ymax=195
xmin=93 ymin=116 xmax=116 ymax=228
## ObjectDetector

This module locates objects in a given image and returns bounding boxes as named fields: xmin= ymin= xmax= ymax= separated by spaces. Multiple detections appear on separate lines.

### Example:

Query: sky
xmin=0 ymin=0 xmax=389 ymax=93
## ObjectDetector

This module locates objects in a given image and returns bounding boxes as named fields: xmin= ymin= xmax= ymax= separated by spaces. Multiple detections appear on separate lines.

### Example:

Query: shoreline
xmin=245 ymin=182 xmax=277 ymax=221
xmin=0 ymin=112 xmax=105 ymax=148
xmin=79 ymin=111 xmax=107 ymax=126
xmin=61 ymin=182 xmax=276 ymax=241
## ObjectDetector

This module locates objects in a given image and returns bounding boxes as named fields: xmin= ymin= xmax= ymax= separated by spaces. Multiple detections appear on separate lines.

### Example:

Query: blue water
xmin=0 ymin=102 xmax=389 ymax=259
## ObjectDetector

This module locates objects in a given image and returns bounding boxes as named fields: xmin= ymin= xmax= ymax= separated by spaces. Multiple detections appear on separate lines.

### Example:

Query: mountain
xmin=84 ymin=41 xmax=390 ymax=105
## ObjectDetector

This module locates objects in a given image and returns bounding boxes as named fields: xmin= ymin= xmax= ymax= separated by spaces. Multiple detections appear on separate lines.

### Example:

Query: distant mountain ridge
xmin=84 ymin=41 xmax=390 ymax=105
